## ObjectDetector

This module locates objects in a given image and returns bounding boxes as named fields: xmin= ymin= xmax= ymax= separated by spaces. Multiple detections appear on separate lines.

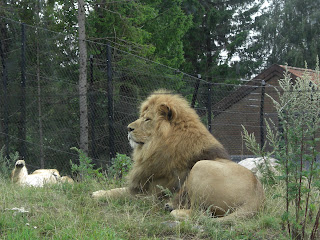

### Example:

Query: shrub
xmin=70 ymin=147 xmax=105 ymax=182
xmin=0 ymin=147 xmax=19 ymax=179
xmin=108 ymin=153 xmax=132 ymax=180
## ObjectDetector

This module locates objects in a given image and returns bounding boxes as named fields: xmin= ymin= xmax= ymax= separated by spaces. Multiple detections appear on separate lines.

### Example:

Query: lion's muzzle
xmin=15 ymin=160 xmax=25 ymax=168
xmin=15 ymin=163 xmax=24 ymax=168
xmin=128 ymin=132 xmax=144 ymax=149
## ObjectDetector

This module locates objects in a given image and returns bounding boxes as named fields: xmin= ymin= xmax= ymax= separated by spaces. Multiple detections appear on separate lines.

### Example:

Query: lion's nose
xmin=128 ymin=126 xmax=134 ymax=132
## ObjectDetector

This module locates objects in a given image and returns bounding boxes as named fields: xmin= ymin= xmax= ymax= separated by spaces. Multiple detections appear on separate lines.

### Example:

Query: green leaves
xmin=181 ymin=0 xmax=261 ymax=80
xmin=108 ymin=153 xmax=132 ymax=180
xmin=252 ymin=0 xmax=320 ymax=69
xmin=0 ymin=147 xmax=19 ymax=180
xmin=70 ymin=147 xmax=104 ymax=181
xmin=85 ymin=0 xmax=191 ymax=67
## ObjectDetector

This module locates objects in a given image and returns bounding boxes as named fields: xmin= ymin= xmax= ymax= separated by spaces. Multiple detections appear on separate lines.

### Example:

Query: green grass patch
xmin=0 ymin=177 xmax=302 ymax=239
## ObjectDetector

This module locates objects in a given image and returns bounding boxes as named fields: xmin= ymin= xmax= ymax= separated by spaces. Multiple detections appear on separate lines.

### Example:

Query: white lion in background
xmin=11 ymin=160 xmax=73 ymax=187
xmin=238 ymin=157 xmax=279 ymax=178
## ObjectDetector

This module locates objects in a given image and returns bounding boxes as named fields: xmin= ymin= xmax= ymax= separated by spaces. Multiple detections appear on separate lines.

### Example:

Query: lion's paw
xmin=91 ymin=190 xmax=109 ymax=199
xmin=170 ymin=209 xmax=191 ymax=220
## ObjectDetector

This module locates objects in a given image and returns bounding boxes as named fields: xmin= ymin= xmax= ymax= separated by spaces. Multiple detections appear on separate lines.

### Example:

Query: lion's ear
xmin=159 ymin=104 xmax=176 ymax=121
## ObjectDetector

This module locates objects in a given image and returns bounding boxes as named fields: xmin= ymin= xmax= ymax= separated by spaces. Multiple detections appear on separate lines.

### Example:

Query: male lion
xmin=92 ymin=89 xmax=264 ymax=220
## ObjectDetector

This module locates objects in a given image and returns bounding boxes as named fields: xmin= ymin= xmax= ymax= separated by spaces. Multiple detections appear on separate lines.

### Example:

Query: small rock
xmin=161 ymin=220 xmax=181 ymax=228
xmin=5 ymin=207 xmax=29 ymax=215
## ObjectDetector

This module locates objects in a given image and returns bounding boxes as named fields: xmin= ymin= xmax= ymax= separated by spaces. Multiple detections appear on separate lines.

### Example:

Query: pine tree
xmin=181 ymin=0 xmax=261 ymax=81
xmin=252 ymin=0 xmax=320 ymax=69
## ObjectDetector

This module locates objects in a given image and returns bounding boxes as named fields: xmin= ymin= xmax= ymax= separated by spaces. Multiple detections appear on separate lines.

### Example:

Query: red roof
xmin=280 ymin=65 xmax=320 ymax=84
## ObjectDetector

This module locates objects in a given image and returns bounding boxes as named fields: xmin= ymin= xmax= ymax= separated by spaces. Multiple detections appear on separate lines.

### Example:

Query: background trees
xmin=180 ymin=0 xmax=261 ymax=81
xmin=251 ymin=0 xmax=320 ymax=70
xmin=2 ymin=0 xmax=320 ymax=75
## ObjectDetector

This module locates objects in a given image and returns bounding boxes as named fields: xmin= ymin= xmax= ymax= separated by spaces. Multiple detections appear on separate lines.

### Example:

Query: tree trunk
xmin=78 ymin=0 xmax=88 ymax=154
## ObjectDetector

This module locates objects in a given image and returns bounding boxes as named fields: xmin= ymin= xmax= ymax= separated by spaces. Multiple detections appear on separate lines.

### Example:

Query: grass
xmin=0 ymin=176 xmax=309 ymax=239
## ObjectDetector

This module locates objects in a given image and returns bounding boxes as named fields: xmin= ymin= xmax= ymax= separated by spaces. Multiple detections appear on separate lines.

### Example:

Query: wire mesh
xmin=1 ymin=17 xmax=318 ymax=174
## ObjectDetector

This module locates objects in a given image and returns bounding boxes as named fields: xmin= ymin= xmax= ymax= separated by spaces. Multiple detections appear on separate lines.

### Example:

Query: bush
xmin=70 ymin=147 xmax=105 ymax=182
xmin=108 ymin=153 xmax=132 ymax=180
xmin=0 ymin=147 xmax=19 ymax=179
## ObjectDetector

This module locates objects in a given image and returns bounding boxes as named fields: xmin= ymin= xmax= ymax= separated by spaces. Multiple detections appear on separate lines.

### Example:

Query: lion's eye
xmin=145 ymin=118 xmax=151 ymax=122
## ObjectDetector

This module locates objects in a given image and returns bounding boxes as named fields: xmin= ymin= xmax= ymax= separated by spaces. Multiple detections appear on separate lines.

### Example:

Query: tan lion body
xmin=92 ymin=90 xmax=264 ymax=220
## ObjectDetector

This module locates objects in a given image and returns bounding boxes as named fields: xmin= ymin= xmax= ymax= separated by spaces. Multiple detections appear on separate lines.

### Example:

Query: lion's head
xmin=126 ymin=89 xmax=229 ymax=196
xmin=127 ymin=89 xmax=187 ymax=149
xmin=15 ymin=160 xmax=26 ymax=169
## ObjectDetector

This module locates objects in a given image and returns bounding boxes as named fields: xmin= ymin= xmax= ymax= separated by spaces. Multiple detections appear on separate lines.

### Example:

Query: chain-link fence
xmin=0 ymin=17 xmax=288 ymax=174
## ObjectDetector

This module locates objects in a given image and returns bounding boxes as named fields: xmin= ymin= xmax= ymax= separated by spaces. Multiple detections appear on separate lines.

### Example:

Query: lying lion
xmin=92 ymin=89 xmax=265 ymax=220
xmin=11 ymin=160 xmax=73 ymax=187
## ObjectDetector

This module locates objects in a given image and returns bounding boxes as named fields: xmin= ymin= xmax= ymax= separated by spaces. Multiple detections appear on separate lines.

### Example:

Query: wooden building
xmin=211 ymin=64 xmax=319 ymax=157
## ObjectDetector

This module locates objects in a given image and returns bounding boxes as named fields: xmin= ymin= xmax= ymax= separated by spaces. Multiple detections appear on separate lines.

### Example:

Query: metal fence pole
xmin=19 ymin=23 xmax=27 ymax=158
xmin=107 ymin=44 xmax=115 ymax=164
xmin=89 ymin=55 xmax=97 ymax=161
xmin=0 ymin=38 xmax=9 ymax=157
xmin=260 ymin=80 xmax=266 ymax=150
xmin=207 ymin=83 xmax=212 ymax=133
xmin=191 ymin=74 xmax=201 ymax=108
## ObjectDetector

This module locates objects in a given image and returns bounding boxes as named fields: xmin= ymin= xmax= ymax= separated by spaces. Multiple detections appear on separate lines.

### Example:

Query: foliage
xmin=108 ymin=153 xmax=132 ymax=180
xmin=143 ymin=0 xmax=193 ymax=68
xmin=243 ymin=61 xmax=320 ymax=239
xmin=0 ymin=147 xmax=19 ymax=179
xmin=252 ymin=0 xmax=320 ymax=70
xmin=85 ymin=0 xmax=192 ymax=68
xmin=180 ymin=0 xmax=261 ymax=80
xmin=70 ymin=147 xmax=105 ymax=182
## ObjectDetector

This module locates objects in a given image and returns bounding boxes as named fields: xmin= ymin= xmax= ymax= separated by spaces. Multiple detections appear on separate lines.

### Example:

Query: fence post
xmin=19 ymin=23 xmax=27 ymax=158
xmin=0 ymin=38 xmax=9 ymax=157
xmin=260 ymin=80 xmax=266 ymax=150
xmin=207 ymin=83 xmax=212 ymax=133
xmin=191 ymin=74 xmax=201 ymax=108
xmin=107 ymin=44 xmax=115 ymax=164
xmin=89 ymin=55 xmax=97 ymax=161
